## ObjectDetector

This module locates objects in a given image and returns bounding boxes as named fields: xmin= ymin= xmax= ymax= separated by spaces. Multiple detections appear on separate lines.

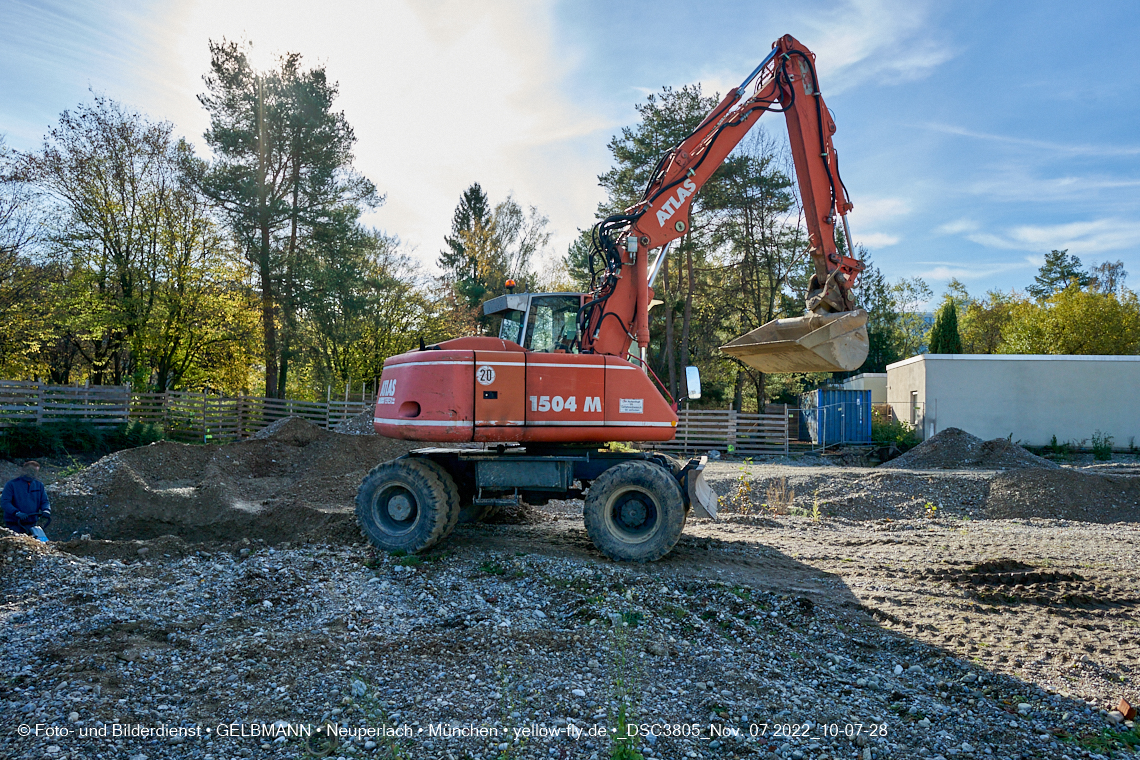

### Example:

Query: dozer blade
xmin=720 ymin=309 xmax=869 ymax=373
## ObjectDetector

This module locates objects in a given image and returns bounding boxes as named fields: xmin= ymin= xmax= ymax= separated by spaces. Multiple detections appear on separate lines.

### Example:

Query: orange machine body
xmin=373 ymin=337 xmax=677 ymax=443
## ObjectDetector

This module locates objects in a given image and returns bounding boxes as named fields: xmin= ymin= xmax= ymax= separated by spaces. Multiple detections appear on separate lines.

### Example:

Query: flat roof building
xmin=885 ymin=354 xmax=1140 ymax=447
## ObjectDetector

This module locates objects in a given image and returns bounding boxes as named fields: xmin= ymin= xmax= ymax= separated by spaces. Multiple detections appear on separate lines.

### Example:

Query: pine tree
xmin=1027 ymin=249 xmax=1090 ymax=299
xmin=438 ymin=182 xmax=491 ymax=281
xmin=928 ymin=300 xmax=962 ymax=354
xmin=197 ymin=40 xmax=376 ymax=396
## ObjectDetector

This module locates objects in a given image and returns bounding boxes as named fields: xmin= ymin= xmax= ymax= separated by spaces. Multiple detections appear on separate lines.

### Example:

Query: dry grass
xmin=765 ymin=476 xmax=795 ymax=515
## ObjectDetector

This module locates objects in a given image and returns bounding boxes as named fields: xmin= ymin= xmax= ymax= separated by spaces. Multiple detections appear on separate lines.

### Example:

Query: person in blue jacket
xmin=2 ymin=460 xmax=51 ymax=535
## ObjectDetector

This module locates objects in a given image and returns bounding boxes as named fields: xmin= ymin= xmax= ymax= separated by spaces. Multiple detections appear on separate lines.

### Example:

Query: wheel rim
xmin=372 ymin=483 xmax=420 ymax=535
xmin=602 ymin=486 xmax=660 ymax=544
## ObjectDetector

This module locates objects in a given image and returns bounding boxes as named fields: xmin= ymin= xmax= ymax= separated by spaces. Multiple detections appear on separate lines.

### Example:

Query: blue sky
xmin=3 ymin=0 xmax=1139 ymax=301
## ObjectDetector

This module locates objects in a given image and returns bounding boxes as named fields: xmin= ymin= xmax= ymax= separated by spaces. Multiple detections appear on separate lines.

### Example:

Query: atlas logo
xmin=656 ymin=178 xmax=697 ymax=227
xmin=377 ymin=378 xmax=398 ymax=404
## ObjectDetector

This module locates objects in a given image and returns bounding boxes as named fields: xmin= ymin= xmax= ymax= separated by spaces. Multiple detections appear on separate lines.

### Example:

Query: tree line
xmin=0 ymin=43 xmax=454 ymax=398
xmin=2 ymin=50 xmax=1135 ymax=408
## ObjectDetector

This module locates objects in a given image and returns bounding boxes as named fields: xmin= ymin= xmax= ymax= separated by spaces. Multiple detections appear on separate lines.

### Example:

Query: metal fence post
xmin=728 ymin=409 xmax=738 ymax=455
xmin=682 ymin=404 xmax=690 ymax=454
xmin=783 ymin=403 xmax=789 ymax=455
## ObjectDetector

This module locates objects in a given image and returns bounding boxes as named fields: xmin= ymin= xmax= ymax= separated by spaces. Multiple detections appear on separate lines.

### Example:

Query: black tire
xmin=406 ymin=457 xmax=461 ymax=535
xmin=356 ymin=457 xmax=459 ymax=553
xmin=583 ymin=460 xmax=686 ymax=562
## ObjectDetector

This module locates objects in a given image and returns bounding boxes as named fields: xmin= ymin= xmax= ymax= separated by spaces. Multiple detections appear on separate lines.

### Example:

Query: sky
xmin=3 ymin=0 xmax=1140 ymax=300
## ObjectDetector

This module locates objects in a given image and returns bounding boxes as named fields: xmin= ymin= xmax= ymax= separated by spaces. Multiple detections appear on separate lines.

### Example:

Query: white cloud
xmin=143 ymin=0 xmax=607 ymax=271
xmin=844 ymin=196 xmax=908 ymax=250
xmin=923 ymin=122 xmax=1140 ymax=157
xmin=915 ymin=259 xmax=1036 ymax=281
xmin=967 ymin=171 xmax=1140 ymax=202
xmin=797 ymin=0 xmax=954 ymax=91
xmin=856 ymin=232 xmax=900 ymax=248
xmin=851 ymin=196 xmax=910 ymax=226
xmin=965 ymin=219 xmax=1140 ymax=254
xmin=935 ymin=218 xmax=979 ymax=235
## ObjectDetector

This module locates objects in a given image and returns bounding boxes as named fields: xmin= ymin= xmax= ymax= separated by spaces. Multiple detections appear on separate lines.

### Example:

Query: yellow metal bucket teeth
xmin=720 ymin=309 xmax=869 ymax=373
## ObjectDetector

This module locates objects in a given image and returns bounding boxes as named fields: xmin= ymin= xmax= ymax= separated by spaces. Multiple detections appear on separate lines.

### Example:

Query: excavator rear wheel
xmin=407 ymin=457 xmax=462 ymax=535
xmin=356 ymin=457 xmax=459 ymax=554
xmin=583 ymin=460 xmax=685 ymax=562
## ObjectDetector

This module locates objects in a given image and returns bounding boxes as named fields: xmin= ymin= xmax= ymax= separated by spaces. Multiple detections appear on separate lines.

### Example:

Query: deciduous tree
xmin=891 ymin=277 xmax=933 ymax=359
xmin=1000 ymin=285 xmax=1140 ymax=355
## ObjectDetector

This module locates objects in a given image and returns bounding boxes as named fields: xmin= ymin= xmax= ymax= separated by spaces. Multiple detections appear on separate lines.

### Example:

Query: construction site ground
xmin=2 ymin=420 xmax=1139 ymax=760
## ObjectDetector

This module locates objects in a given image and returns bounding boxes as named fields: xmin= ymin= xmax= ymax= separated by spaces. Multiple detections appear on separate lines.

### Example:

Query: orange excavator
xmin=358 ymin=34 xmax=867 ymax=561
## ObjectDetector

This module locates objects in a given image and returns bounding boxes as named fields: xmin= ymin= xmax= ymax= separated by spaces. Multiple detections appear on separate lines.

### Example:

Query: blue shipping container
xmin=800 ymin=389 xmax=872 ymax=445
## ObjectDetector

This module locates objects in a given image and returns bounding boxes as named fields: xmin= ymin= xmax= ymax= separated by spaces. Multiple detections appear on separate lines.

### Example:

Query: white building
xmin=839 ymin=372 xmax=887 ymax=403
xmin=885 ymin=354 xmax=1140 ymax=447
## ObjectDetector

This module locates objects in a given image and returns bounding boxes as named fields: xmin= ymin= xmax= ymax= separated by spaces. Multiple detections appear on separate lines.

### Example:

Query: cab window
xmin=497 ymin=309 xmax=524 ymax=344
xmin=524 ymin=296 xmax=579 ymax=353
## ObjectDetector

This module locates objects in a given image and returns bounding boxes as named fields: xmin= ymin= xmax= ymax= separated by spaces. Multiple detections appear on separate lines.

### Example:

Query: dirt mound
xmin=881 ymin=427 xmax=1058 ymax=470
xmin=253 ymin=415 xmax=329 ymax=445
xmin=46 ymin=419 xmax=431 ymax=544
xmin=986 ymin=469 xmax=1140 ymax=523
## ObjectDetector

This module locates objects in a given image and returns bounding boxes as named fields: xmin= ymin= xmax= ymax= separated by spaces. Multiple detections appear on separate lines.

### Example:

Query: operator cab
xmin=483 ymin=292 xmax=582 ymax=353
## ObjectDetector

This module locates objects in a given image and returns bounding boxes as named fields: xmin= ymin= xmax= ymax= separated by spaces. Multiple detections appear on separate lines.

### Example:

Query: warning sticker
xmin=619 ymin=398 xmax=644 ymax=414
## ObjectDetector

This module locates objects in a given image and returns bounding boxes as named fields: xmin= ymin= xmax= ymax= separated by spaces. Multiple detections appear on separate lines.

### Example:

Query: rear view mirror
xmin=685 ymin=366 xmax=702 ymax=400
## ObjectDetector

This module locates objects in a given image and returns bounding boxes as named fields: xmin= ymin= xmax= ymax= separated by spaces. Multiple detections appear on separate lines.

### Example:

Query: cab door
xmin=473 ymin=351 xmax=526 ymax=442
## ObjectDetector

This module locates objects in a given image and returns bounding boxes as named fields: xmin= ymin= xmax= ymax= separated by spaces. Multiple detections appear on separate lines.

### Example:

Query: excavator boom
xmin=578 ymin=34 xmax=868 ymax=373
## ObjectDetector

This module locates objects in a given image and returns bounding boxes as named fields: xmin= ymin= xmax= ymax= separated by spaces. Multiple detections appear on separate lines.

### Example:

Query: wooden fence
xmin=0 ymin=381 xmax=133 ymax=427
xmin=0 ymin=380 xmax=800 ymax=453
xmin=644 ymin=407 xmax=790 ymax=456
xmin=0 ymin=381 xmax=372 ymax=444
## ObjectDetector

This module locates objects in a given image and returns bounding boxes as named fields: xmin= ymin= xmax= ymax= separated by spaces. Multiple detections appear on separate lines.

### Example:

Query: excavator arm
xmin=579 ymin=34 xmax=868 ymax=373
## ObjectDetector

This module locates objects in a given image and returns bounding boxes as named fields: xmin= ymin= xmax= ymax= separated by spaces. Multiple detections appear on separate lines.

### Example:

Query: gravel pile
xmin=5 ymin=431 xmax=1140 ymax=759
xmin=881 ymin=428 xmax=1058 ymax=471
xmin=4 ymin=519 xmax=1137 ymax=760
xmin=705 ymin=459 xmax=1140 ymax=524
xmin=987 ymin=468 xmax=1140 ymax=522
xmin=334 ymin=409 xmax=377 ymax=436
xmin=705 ymin=462 xmax=994 ymax=522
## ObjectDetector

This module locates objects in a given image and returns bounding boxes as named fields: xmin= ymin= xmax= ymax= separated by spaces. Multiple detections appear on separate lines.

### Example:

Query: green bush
xmin=0 ymin=419 xmax=163 ymax=459
xmin=871 ymin=410 xmax=918 ymax=448
xmin=1045 ymin=434 xmax=1073 ymax=460
xmin=1091 ymin=430 xmax=1114 ymax=461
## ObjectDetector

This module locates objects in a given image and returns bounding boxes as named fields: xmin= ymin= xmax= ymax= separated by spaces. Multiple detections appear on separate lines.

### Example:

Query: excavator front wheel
xmin=584 ymin=461 xmax=686 ymax=562
xmin=356 ymin=458 xmax=459 ymax=554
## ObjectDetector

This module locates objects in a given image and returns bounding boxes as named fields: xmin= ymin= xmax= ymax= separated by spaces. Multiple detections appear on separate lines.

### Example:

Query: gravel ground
xmin=3 ymin=520 xmax=1139 ymax=758
xmin=2 ymin=434 xmax=1140 ymax=760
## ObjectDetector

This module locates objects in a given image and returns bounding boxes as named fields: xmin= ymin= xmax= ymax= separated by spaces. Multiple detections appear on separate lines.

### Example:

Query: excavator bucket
xmin=720 ymin=309 xmax=869 ymax=373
